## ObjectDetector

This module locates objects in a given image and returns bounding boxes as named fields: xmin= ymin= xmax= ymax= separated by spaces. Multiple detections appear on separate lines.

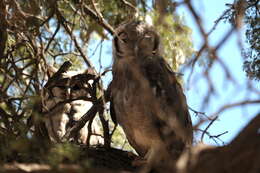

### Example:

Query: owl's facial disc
xmin=139 ymin=32 xmax=155 ymax=48
xmin=114 ymin=32 xmax=127 ymax=57
xmin=113 ymin=21 xmax=160 ymax=58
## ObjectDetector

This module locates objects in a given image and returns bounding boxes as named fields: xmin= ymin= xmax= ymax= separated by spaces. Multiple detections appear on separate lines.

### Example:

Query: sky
xmin=176 ymin=0 xmax=259 ymax=145
xmin=87 ymin=0 xmax=259 ymax=146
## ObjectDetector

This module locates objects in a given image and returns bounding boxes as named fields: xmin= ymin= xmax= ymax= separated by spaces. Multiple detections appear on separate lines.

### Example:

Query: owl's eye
xmin=143 ymin=32 xmax=154 ymax=40
xmin=72 ymin=84 xmax=80 ymax=90
xmin=118 ymin=32 xmax=128 ymax=43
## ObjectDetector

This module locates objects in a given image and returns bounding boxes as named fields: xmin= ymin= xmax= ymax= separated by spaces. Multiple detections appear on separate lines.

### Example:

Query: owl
xmin=42 ymin=65 xmax=102 ymax=145
xmin=110 ymin=21 xmax=193 ymax=171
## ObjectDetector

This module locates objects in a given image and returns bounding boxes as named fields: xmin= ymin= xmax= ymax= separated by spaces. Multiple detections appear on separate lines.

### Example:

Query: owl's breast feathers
xmin=111 ymin=55 xmax=193 ymax=157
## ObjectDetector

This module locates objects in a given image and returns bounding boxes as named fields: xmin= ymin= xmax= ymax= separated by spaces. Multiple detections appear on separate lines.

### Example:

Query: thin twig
xmin=120 ymin=0 xmax=138 ymax=13
xmin=62 ymin=99 xmax=103 ymax=141
xmin=82 ymin=4 xmax=114 ymax=35
xmin=201 ymin=116 xmax=218 ymax=141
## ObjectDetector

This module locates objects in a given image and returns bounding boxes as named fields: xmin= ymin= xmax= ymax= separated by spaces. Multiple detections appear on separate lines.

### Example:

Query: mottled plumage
xmin=110 ymin=21 xmax=193 ymax=169
xmin=42 ymin=68 xmax=102 ymax=145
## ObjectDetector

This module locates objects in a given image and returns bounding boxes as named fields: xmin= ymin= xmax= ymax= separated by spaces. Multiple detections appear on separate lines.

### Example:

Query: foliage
xmin=152 ymin=12 xmax=194 ymax=70
xmin=222 ymin=0 xmax=259 ymax=80
xmin=0 ymin=1 xmax=259 ymax=172
xmin=0 ymin=0 xmax=193 ymax=163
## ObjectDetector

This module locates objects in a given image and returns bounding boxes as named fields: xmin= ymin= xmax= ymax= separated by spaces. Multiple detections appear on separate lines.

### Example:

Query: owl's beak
xmin=66 ymin=88 xmax=71 ymax=98
xmin=134 ymin=44 xmax=139 ymax=57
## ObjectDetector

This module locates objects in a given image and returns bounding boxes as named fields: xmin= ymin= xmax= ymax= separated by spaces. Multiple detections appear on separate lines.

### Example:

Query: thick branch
xmin=62 ymin=99 xmax=103 ymax=141
xmin=179 ymin=113 xmax=260 ymax=173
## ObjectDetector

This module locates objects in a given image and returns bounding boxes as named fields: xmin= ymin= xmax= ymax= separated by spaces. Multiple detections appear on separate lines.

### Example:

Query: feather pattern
xmin=110 ymin=20 xmax=193 ymax=171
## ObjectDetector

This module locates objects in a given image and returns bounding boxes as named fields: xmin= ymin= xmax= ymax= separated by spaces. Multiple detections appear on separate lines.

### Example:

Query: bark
xmin=2 ymin=113 xmax=259 ymax=173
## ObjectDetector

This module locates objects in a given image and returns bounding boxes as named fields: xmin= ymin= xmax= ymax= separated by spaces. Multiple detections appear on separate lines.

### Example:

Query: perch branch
xmin=62 ymin=99 xmax=103 ymax=141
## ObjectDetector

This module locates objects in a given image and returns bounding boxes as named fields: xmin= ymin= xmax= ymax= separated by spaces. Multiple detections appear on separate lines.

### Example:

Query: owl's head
xmin=113 ymin=20 xmax=161 ymax=59
xmin=46 ymin=72 xmax=91 ymax=99
xmin=42 ymin=68 xmax=95 ymax=112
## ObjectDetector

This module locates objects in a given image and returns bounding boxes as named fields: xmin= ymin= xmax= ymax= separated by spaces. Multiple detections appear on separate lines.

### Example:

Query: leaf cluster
xmin=0 ymin=0 xmax=193 ymax=164
xmin=222 ymin=0 xmax=259 ymax=80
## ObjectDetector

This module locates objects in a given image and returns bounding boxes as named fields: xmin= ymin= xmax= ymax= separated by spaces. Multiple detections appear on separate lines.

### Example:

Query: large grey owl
xmin=42 ymin=65 xmax=102 ymax=145
xmin=110 ymin=21 xmax=193 ymax=170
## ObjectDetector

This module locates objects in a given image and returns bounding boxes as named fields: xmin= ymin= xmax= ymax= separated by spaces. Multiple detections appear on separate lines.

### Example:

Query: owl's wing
xmin=106 ymin=82 xmax=117 ymax=125
xmin=139 ymin=55 xmax=193 ymax=144
xmin=110 ymin=99 xmax=117 ymax=125
xmin=108 ymin=81 xmax=148 ymax=156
